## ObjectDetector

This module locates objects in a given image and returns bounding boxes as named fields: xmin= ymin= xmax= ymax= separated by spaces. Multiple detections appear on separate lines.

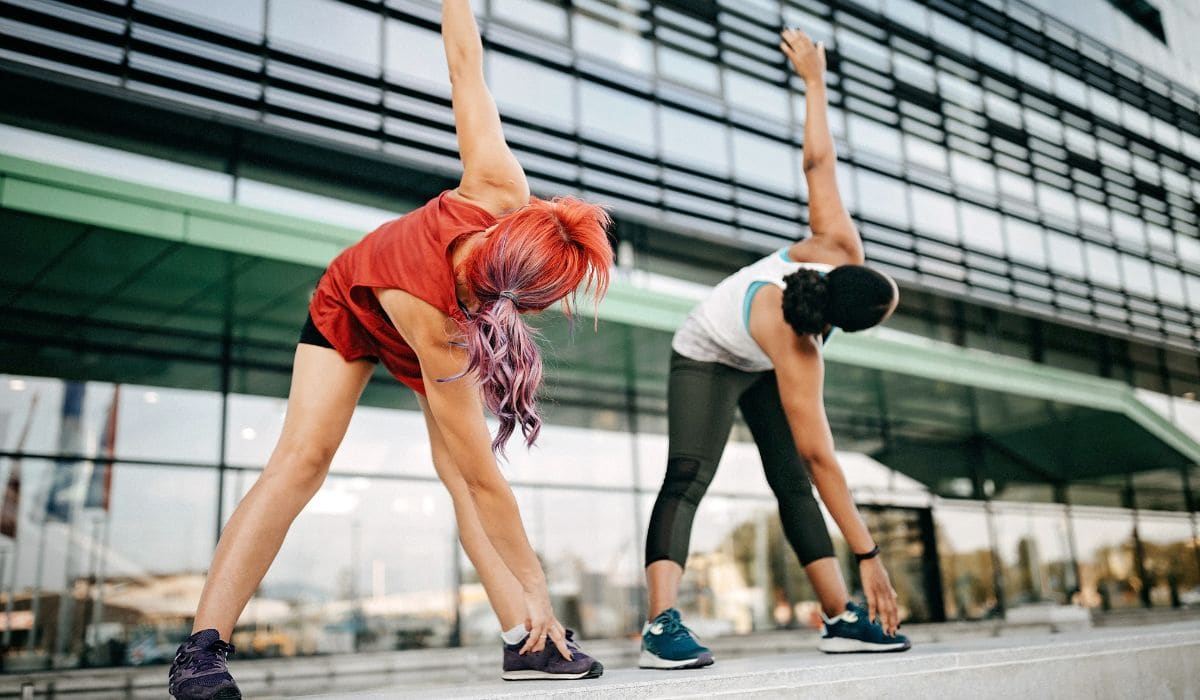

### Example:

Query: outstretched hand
xmin=780 ymin=28 xmax=826 ymax=83
xmin=859 ymin=557 xmax=900 ymax=635
xmin=520 ymin=587 xmax=573 ymax=660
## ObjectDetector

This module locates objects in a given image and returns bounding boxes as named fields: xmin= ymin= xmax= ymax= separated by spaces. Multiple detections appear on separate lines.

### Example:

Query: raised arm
xmin=442 ymin=0 xmax=529 ymax=213
xmin=780 ymin=29 xmax=863 ymax=265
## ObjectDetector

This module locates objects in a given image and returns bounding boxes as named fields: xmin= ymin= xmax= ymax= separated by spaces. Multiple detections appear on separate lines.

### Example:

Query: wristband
xmin=854 ymin=545 xmax=880 ymax=563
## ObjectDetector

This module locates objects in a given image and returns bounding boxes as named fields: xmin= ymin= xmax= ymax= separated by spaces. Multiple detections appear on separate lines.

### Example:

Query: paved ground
xmin=311 ymin=621 xmax=1200 ymax=699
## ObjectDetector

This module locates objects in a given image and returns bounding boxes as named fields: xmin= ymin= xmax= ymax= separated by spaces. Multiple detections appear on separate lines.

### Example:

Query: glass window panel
xmin=1078 ymin=198 xmax=1109 ymax=228
xmin=573 ymin=15 xmax=652 ymax=73
xmin=1064 ymin=126 xmax=1096 ymax=158
xmin=951 ymin=153 xmax=996 ymax=194
xmin=984 ymin=93 xmax=1022 ymax=127
xmin=385 ymin=21 xmax=450 ymax=91
xmin=1005 ymin=217 xmax=1045 ymax=267
xmin=892 ymin=53 xmax=935 ymax=92
xmin=1121 ymin=104 xmax=1152 ymax=137
xmin=1085 ymin=243 xmax=1121 ymax=287
xmin=1146 ymin=223 xmax=1174 ymax=251
xmin=580 ymin=82 xmax=656 ymax=151
xmin=1112 ymin=210 xmax=1146 ymax=249
xmin=993 ymin=504 xmax=1074 ymax=605
xmin=911 ymin=188 xmax=959 ymax=242
xmin=487 ymin=52 xmax=575 ymax=128
xmin=1097 ymin=141 xmax=1132 ymax=170
xmin=1037 ymin=184 xmax=1077 ymax=224
xmin=1178 ymin=235 xmax=1200 ymax=266
xmin=732 ymin=130 xmax=796 ymax=193
xmin=836 ymin=27 xmax=891 ymax=70
xmin=973 ymin=32 xmax=1014 ymax=73
xmin=268 ymin=0 xmax=381 ymax=71
xmin=959 ymin=202 xmax=1004 ymax=255
xmin=1024 ymin=109 xmax=1062 ymax=142
xmin=1053 ymin=70 xmax=1088 ymax=107
xmin=998 ymin=171 xmax=1035 ymax=201
xmin=725 ymin=71 xmax=789 ymax=121
xmin=141 ymin=0 xmax=264 ymax=35
xmin=1132 ymin=155 xmax=1160 ymax=185
xmin=1071 ymin=508 xmax=1139 ymax=610
xmin=1151 ymin=119 xmax=1182 ymax=151
xmin=658 ymin=46 xmax=720 ymax=93
xmin=933 ymin=503 xmax=996 ymax=620
xmin=849 ymin=115 xmax=903 ymax=161
xmin=1188 ymin=276 xmax=1200 ymax=310
xmin=905 ymin=135 xmax=947 ymax=172
xmin=1137 ymin=513 xmax=1198 ymax=606
xmin=883 ymin=0 xmax=930 ymax=34
xmin=1153 ymin=266 xmax=1185 ymax=306
xmin=493 ymin=0 xmax=568 ymax=39
xmin=1120 ymin=255 xmax=1154 ymax=297
xmin=1089 ymin=87 xmax=1121 ymax=123
xmin=1014 ymin=53 xmax=1052 ymax=92
xmin=660 ymin=107 xmax=729 ymax=173
xmin=856 ymin=170 xmax=909 ymax=228
xmin=1047 ymin=232 xmax=1085 ymax=278
xmin=115 ymin=385 xmax=221 ymax=464
xmin=938 ymin=72 xmax=983 ymax=110
xmin=926 ymin=13 xmax=974 ymax=55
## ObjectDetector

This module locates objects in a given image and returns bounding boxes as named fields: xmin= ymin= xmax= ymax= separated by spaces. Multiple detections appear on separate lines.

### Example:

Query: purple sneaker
xmin=168 ymin=629 xmax=241 ymax=700
xmin=501 ymin=629 xmax=604 ymax=680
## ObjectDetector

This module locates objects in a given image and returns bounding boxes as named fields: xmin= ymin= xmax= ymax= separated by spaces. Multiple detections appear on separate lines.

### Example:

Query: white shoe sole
xmin=638 ymin=649 xmax=715 ymax=669
xmin=818 ymin=637 xmax=911 ymax=653
xmin=501 ymin=661 xmax=604 ymax=680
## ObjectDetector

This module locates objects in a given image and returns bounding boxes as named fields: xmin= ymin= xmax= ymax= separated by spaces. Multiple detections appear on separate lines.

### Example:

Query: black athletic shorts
xmin=298 ymin=313 xmax=379 ymax=363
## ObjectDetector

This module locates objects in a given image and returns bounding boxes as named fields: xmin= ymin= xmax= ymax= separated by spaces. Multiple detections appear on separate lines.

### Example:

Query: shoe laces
xmin=656 ymin=613 xmax=695 ymax=642
xmin=177 ymin=639 xmax=235 ymax=675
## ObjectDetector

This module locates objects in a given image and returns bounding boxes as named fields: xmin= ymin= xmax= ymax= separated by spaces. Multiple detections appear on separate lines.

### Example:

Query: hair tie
xmin=498 ymin=291 xmax=519 ymax=304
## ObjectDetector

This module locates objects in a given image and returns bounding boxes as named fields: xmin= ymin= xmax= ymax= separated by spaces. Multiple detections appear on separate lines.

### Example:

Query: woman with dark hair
xmin=168 ymin=3 xmax=611 ymax=697
xmin=639 ymin=29 xmax=908 ymax=670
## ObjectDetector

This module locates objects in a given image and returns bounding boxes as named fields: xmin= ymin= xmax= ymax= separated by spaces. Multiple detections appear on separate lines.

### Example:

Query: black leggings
xmin=645 ymin=351 xmax=835 ymax=569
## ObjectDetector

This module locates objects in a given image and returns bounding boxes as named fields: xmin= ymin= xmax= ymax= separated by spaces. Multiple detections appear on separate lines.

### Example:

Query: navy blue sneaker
xmin=501 ymin=629 xmax=604 ymax=680
xmin=818 ymin=602 xmax=911 ymax=653
xmin=168 ymin=629 xmax=241 ymax=699
xmin=639 ymin=608 xmax=714 ymax=669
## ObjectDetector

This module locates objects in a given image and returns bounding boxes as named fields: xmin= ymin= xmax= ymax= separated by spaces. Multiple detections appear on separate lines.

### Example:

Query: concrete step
xmin=319 ymin=621 xmax=1200 ymax=700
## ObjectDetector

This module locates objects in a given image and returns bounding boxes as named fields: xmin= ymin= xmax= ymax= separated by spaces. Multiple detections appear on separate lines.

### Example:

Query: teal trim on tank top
xmin=778 ymin=248 xmax=791 ymax=261
xmin=743 ymin=280 xmax=770 ymax=331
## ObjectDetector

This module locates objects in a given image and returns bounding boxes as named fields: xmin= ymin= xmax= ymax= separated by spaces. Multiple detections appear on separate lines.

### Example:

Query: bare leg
xmin=192 ymin=345 xmax=374 ymax=638
xmin=805 ymin=557 xmax=851 ymax=618
xmin=646 ymin=560 xmax=684 ymax=620
xmin=418 ymin=396 xmax=526 ymax=631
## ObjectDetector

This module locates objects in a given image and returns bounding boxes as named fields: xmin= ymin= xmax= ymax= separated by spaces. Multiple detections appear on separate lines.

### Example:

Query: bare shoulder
xmin=451 ymin=183 xmax=529 ymax=217
xmin=748 ymin=285 xmax=821 ymax=362
xmin=787 ymin=237 xmax=862 ymax=267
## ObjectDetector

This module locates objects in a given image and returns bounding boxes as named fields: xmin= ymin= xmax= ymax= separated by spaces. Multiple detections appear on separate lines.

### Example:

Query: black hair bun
xmin=781 ymin=268 xmax=829 ymax=336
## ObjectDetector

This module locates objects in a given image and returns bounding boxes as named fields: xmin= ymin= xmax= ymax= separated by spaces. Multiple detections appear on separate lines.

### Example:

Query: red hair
xmin=453 ymin=196 xmax=613 ymax=452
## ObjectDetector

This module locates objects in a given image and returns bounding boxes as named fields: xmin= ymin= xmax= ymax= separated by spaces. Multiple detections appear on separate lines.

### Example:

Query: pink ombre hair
xmin=454 ymin=196 xmax=613 ymax=453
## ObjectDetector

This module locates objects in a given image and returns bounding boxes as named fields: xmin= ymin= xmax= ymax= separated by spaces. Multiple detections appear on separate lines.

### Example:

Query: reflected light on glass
xmin=8 ymin=379 xmax=25 ymax=391
xmin=240 ymin=427 xmax=257 ymax=440
xmin=143 ymin=391 xmax=160 ymax=404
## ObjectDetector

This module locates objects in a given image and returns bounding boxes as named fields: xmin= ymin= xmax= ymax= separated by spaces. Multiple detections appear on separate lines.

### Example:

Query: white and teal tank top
xmin=672 ymin=249 xmax=833 ymax=372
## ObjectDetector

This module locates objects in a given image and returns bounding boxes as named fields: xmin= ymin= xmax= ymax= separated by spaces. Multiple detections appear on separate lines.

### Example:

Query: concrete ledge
xmin=325 ymin=622 xmax=1200 ymax=700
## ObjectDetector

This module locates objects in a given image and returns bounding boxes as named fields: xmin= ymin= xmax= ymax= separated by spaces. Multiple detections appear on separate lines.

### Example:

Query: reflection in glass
xmin=905 ymin=136 xmax=947 ymax=172
xmin=1037 ymin=184 xmax=1077 ymax=224
xmin=933 ymin=503 xmax=997 ymax=620
xmin=657 ymin=47 xmax=720 ymax=93
xmin=950 ymin=153 xmax=996 ymax=194
xmin=267 ymin=0 xmax=380 ymax=71
xmin=992 ymin=504 xmax=1073 ymax=606
xmin=849 ymin=115 xmax=902 ymax=161
xmin=1120 ymin=255 xmax=1154 ymax=298
xmin=1071 ymin=507 xmax=1139 ymax=609
xmin=1137 ymin=513 xmax=1198 ymax=608
xmin=1085 ymin=243 xmax=1121 ymax=288
xmin=117 ymin=385 xmax=221 ymax=465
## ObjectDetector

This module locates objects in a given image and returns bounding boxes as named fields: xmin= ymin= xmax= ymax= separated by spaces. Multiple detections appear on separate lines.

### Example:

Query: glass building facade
xmin=0 ymin=0 xmax=1197 ymax=672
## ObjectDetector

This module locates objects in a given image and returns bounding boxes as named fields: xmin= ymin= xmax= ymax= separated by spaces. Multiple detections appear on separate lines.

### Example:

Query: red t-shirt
xmin=309 ymin=190 xmax=497 ymax=394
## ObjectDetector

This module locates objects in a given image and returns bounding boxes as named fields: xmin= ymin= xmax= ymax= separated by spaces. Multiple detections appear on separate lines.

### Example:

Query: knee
xmin=267 ymin=440 xmax=337 ymax=492
xmin=662 ymin=457 xmax=713 ymax=504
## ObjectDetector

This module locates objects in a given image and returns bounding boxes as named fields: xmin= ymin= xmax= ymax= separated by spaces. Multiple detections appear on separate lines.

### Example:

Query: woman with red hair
xmin=168 ymin=3 xmax=612 ymax=697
